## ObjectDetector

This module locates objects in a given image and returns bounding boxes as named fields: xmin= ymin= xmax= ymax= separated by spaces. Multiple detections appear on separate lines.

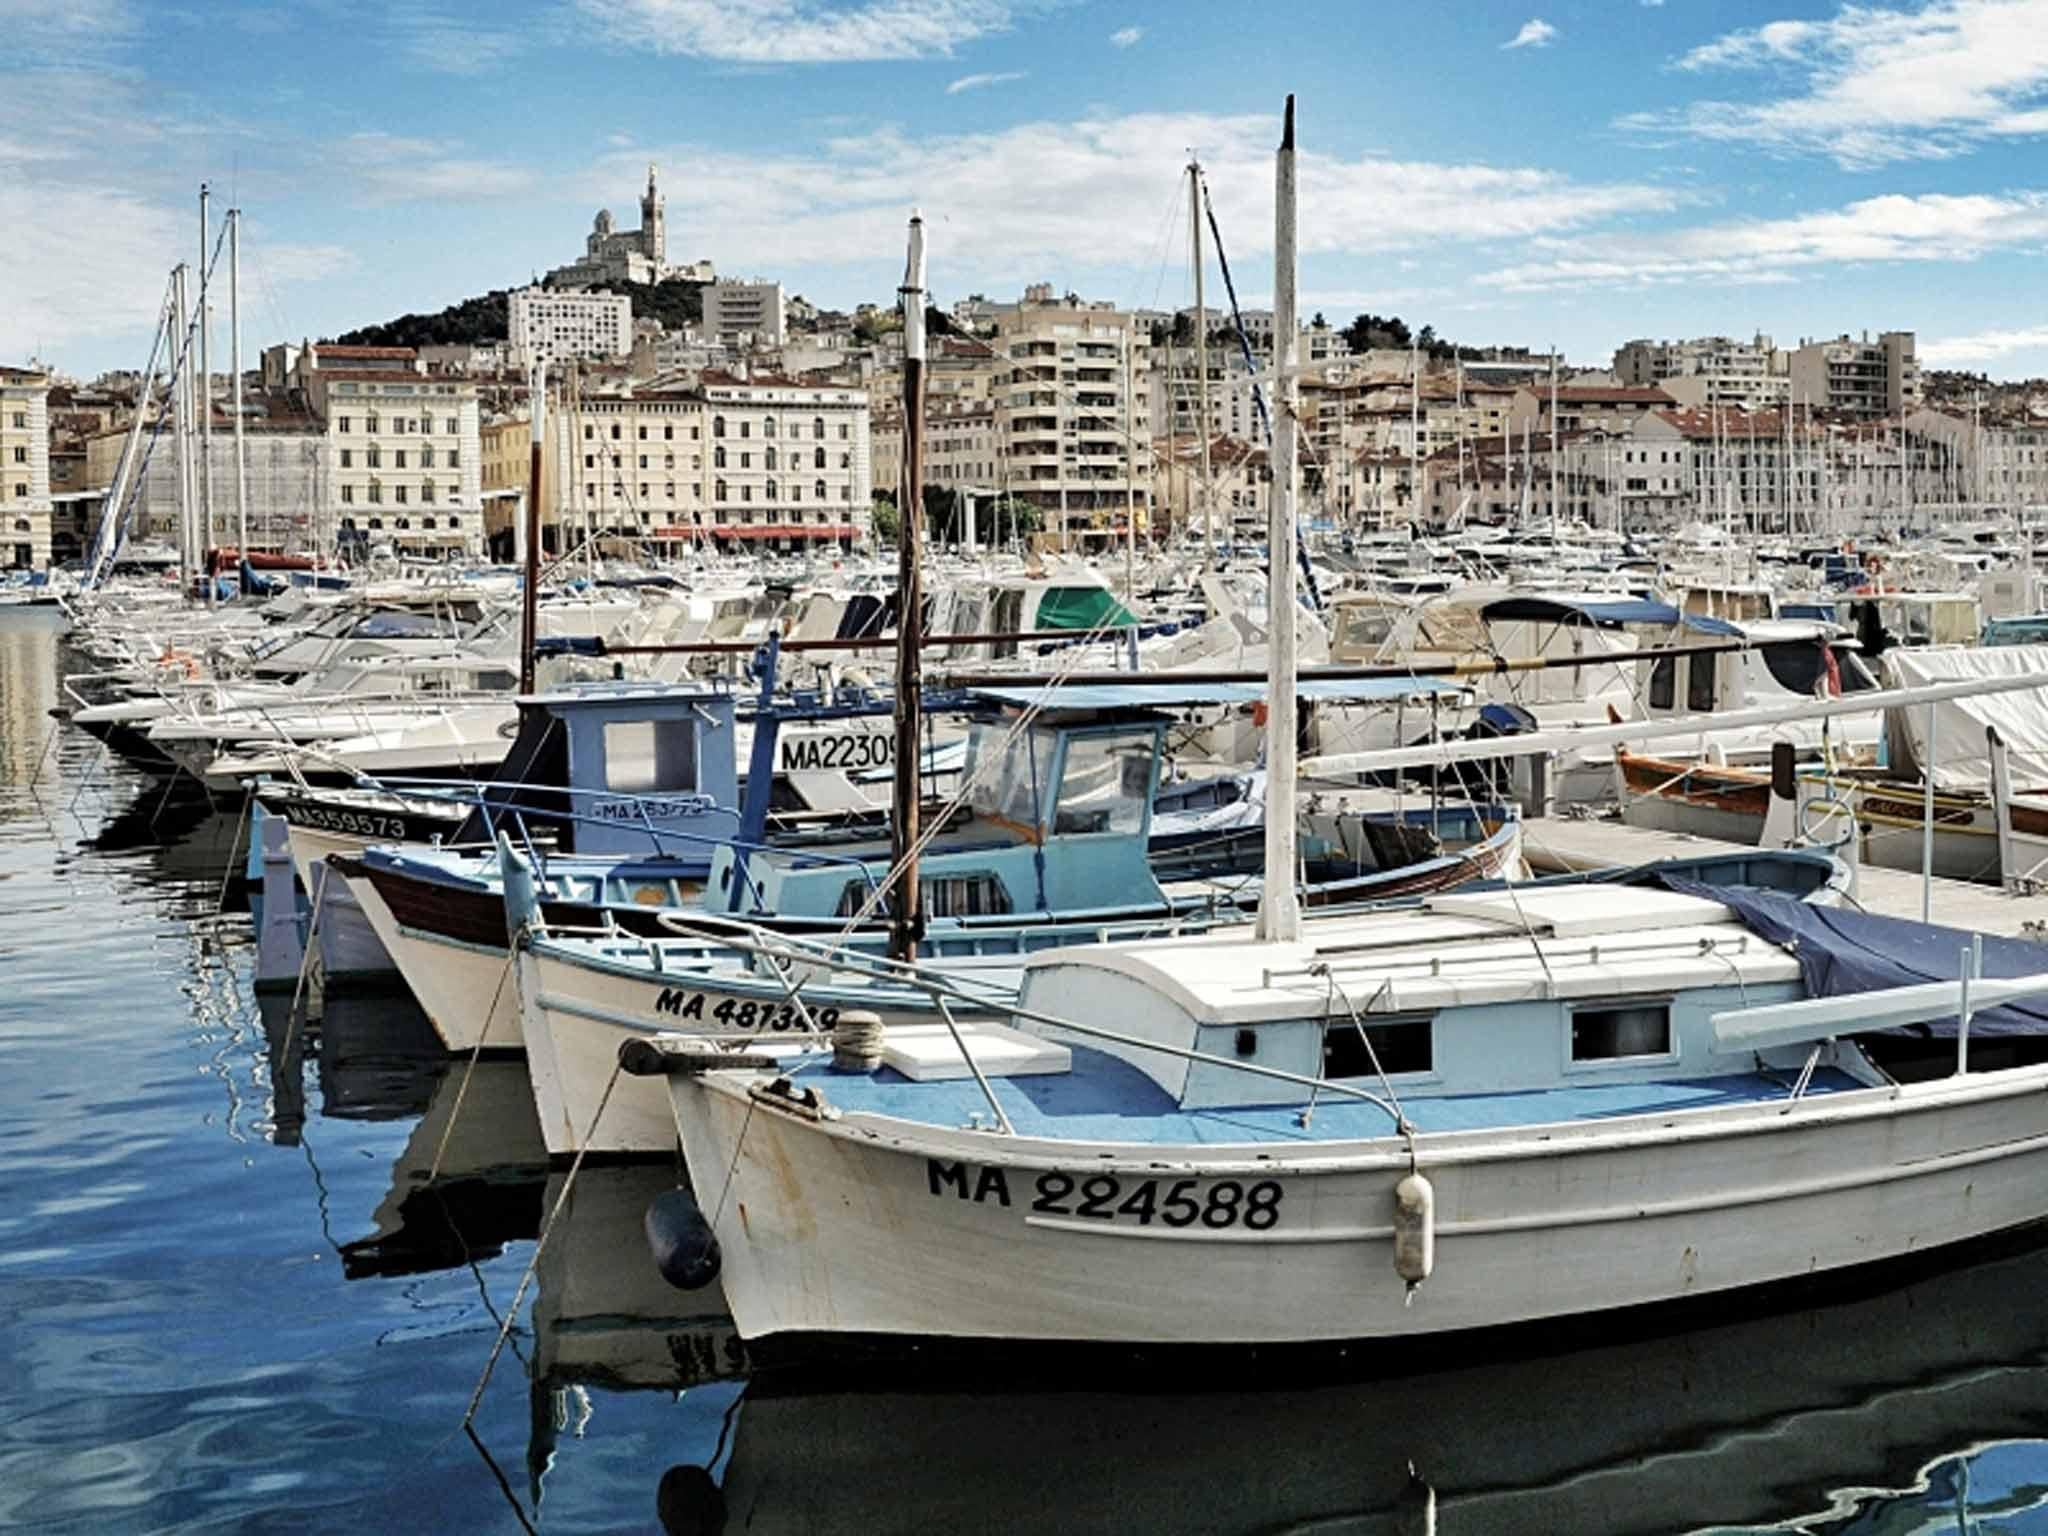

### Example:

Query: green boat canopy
xmin=1034 ymin=586 xmax=1138 ymax=632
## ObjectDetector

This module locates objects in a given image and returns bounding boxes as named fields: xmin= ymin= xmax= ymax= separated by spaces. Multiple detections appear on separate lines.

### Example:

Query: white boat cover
xmin=1884 ymin=644 xmax=2048 ymax=790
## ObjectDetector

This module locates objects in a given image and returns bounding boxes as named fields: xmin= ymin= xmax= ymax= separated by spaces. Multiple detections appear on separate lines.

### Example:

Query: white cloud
xmin=341 ymin=133 xmax=537 ymax=203
xmin=572 ymin=0 xmax=1022 ymax=62
xmin=1922 ymin=323 xmax=2048 ymax=365
xmin=1479 ymin=190 xmax=2048 ymax=291
xmin=592 ymin=110 xmax=1673 ymax=283
xmin=387 ymin=6 xmax=526 ymax=74
xmin=946 ymin=69 xmax=1023 ymax=92
xmin=1639 ymin=0 xmax=1665 ymax=8
xmin=0 ymin=0 xmax=135 ymax=42
xmin=1503 ymin=18 xmax=1558 ymax=49
xmin=1633 ymin=0 xmax=2048 ymax=167
xmin=1108 ymin=24 xmax=1141 ymax=46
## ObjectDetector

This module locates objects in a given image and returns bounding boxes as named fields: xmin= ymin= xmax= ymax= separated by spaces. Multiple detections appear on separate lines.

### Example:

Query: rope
xmin=460 ymin=1051 xmax=627 ymax=1429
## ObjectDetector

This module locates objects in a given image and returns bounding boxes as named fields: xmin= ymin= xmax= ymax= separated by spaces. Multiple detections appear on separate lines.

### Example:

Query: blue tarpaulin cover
xmin=1480 ymin=595 xmax=1743 ymax=637
xmin=1664 ymin=877 xmax=2048 ymax=1038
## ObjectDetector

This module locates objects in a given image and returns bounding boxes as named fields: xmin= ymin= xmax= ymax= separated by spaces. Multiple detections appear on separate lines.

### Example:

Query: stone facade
xmin=0 ymin=368 xmax=52 ymax=568
xmin=704 ymin=373 xmax=871 ymax=549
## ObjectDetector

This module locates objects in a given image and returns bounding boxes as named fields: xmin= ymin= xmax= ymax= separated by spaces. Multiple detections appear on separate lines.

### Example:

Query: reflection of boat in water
xmin=335 ymin=1051 xmax=548 ymax=1280
xmin=669 ymin=1233 xmax=2048 ymax=1536
xmin=524 ymin=1164 xmax=745 ymax=1505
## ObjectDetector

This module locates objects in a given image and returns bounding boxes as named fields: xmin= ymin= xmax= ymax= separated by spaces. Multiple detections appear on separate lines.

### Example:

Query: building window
xmin=665 ymin=482 xmax=675 ymax=499
xmin=715 ymin=478 xmax=727 ymax=501
xmin=638 ymin=426 xmax=648 ymax=440
xmin=814 ymin=447 xmax=826 ymax=469
xmin=368 ymin=482 xmax=383 ymax=504
xmin=839 ymin=423 xmax=849 ymax=439
xmin=610 ymin=424 xmax=621 ymax=440
xmin=640 ymin=483 xmax=649 ymax=498
xmin=366 ymin=415 xmax=380 ymax=433
xmin=663 ymin=425 xmax=674 ymax=440
xmin=338 ymin=415 xmax=352 ymax=433
xmin=395 ymin=449 xmax=408 ymax=469
xmin=394 ymin=485 xmax=408 ymax=504
xmin=341 ymin=485 xmax=354 ymax=504
xmin=815 ymin=479 xmax=826 ymax=501
xmin=765 ymin=447 xmax=778 ymax=471
xmin=764 ymin=417 xmax=776 ymax=438
xmin=422 ymin=481 xmax=436 ymax=503
xmin=741 ymin=485 xmax=752 ymax=502
xmin=813 ymin=416 xmax=825 ymax=439
xmin=740 ymin=452 xmax=751 ymax=469
xmin=584 ymin=425 xmax=595 ymax=440
xmin=712 ymin=415 xmax=725 ymax=437
xmin=340 ymin=448 xmax=353 ymax=468
xmin=366 ymin=446 xmax=381 ymax=468
xmin=449 ymin=449 xmax=459 ymax=467
xmin=714 ymin=446 xmax=726 ymax=468
xmin=740 ymin=421 xmax=751 ymax=438
xmin=445 ymin=418 xmax=457 ymax=434
xmin=586 ymin=483 xmax=596 ymax=499
xmin=367 ymin=516 xmax=381 ymax=529
xmin=765 ymin=480 xmax=777 ymax=500
xmin=422 ymin=445 xmax=435 ymax=468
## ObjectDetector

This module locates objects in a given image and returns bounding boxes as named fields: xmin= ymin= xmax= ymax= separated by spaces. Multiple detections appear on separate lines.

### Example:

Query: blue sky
xmin=10 ymin=0 xmax=2048 ymax=381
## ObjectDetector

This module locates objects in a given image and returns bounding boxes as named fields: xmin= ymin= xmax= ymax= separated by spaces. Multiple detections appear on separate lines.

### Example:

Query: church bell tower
xmin=641 ymin=164 xmax=666 ymax=269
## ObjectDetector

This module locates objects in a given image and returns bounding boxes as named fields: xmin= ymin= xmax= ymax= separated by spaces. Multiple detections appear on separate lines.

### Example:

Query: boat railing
xmin=1258 ymin=930 xmax=1755 ymax=992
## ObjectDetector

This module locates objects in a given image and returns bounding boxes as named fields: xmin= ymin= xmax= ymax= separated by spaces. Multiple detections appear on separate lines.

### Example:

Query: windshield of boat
xmin=1051 ymin=728 xmax=1157 ymax=837
xmin=962 ymin=719 xmax=1055 ymax=833
xmin=1761 ymin=642 xmax=1878 ymax=696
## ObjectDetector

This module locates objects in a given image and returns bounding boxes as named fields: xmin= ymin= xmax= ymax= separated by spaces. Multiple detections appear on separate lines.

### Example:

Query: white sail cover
xmin=1884 ymin=645 xmax=2048 ymax=790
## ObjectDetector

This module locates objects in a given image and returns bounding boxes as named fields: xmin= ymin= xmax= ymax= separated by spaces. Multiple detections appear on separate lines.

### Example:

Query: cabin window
xmin=602 ymin=719 xmax=698 ymax=794
xmin=1647 ymin=655 xmax=1675 ymax=710
xmin=1685 ymin=656 xmax=1716 ymax=713
xmin=1323 ymin=1017 xmax=1432 ymax=1078
xmin=1570 ymin=1001 xmax=1671 ymax=1062
xmin=1052 ymin=729 xmax=1155 ymax=836
xmin=838 ymin=871 xmax=1012 ymax=920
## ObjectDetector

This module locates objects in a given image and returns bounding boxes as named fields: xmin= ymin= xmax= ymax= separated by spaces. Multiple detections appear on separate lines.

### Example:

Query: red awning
xmin=707 ymin=525 xmax=858 ymax=540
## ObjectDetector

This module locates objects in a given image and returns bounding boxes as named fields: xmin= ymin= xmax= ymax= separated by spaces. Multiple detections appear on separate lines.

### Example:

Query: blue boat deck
xmin=786 ymin=1044 xmax=1866 ymax=1145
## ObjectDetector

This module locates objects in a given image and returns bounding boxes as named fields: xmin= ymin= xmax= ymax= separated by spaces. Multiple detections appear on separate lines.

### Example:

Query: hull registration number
xmin=779 ymin=731 xmax=894 ymax=774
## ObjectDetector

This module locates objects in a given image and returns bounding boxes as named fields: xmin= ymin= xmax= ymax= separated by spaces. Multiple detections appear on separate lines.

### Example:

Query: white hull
xmin=514 ymin=944 xmax=979 ymax=1158
xmin=671 ymin=1059 xmax=2048 ymax=1348
xmin=343 ymin=871 xmax=522 ymax=1052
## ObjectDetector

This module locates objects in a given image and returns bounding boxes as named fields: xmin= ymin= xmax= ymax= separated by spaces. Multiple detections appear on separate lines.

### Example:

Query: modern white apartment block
xmin=1788 ymin=331 xmax=1920 ymax=418
xmin=0 ymin=366 xmax=51 ymax=568
xmin=703 ymin=281 xmax=786 ymax=346
xmin=1613 ymin=334 xmax=1790 ymax=411
xmin=508 ymin=287 xmax=633 ymax=368
xmin=993 ymin=295 xmax=1152 ymax=539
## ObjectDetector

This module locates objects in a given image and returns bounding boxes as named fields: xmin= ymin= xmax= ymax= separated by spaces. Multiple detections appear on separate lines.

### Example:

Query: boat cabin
xmin=709 ymin=691 xmax=1168 ymax=921
xmin=1017 ymin=883 xmax=1859 ymax=1117
xmin=1634 ymin=618 xmax=1876 ymax=721
xmin=459 ymin=682 xmax=741 ymax=858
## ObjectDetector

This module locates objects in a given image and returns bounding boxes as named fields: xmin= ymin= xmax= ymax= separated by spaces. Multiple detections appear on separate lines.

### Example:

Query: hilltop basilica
xmin=546 ymin=165 xmax=711 ymax=289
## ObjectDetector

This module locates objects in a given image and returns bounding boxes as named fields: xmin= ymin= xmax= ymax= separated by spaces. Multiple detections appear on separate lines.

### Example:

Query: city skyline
xmin=10 ymin=0 xmax=2048 ymax=379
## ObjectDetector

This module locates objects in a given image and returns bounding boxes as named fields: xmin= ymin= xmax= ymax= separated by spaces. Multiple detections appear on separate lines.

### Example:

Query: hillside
xmin=327 ymin=277 xmax=709 ymax=349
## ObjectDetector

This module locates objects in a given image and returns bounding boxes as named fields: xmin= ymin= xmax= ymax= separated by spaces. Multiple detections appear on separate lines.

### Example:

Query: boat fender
xmin=831 ymin=1009 xmax=885 ymax=1072
xmin=645 ymin=1187 xmax=722 ymax=1291
xmin=1392 ymin=1172 xmax=1434 ymax=1294
xmin=656 ymin=1464 xmax=727 ymax=1536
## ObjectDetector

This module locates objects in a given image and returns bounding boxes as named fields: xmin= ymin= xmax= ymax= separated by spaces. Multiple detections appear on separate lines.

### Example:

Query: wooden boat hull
xmin=668 ymin=1057 xmax=2048 ymax=1349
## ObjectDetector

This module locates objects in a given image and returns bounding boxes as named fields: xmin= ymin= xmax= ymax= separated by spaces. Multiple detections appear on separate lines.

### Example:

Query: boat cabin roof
xmin=1019 ymin=885 xmax=1801 ymax=1024
xmin=968 ymin=677 xmax=1467 ymax=712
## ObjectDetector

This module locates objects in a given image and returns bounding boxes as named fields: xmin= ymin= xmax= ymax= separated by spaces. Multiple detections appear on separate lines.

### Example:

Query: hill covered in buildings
xmin=328 ymin=277 xmax=708 ymax=349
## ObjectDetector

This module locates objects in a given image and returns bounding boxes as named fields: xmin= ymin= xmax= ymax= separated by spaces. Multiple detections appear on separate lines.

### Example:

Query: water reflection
xmin=644 ymin=1237 xmax=2048 ymax=1536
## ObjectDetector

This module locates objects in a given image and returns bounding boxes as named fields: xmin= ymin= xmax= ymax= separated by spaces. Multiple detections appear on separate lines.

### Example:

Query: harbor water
xmin=7 ymin=605 xmax=2048 ymax=1534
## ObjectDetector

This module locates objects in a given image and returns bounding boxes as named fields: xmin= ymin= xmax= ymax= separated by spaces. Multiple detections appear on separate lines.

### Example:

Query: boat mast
xmin=1548 ymin=347 xmax=1559 ymax=535
xmin=230 ymin=207 xmax=247 ymax=566
xmin=519 ymin=363 xmax=545 ymax=693
xmin=172 ymin=263 xmax=194 ymax=599
xmin=1190 ymin=157 xmax=1214 ymax=573
xmin=1256 ymin=97 xmax=1302 ymax=947
xmin=891 ymin=211 xmax=928 ymax=964
xmin=198 ymin=184 xmax=215 ymax=602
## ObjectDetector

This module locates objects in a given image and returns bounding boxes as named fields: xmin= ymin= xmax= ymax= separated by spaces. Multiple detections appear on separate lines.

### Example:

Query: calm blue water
xmin=6 ymin=605 xmax=2048 ymax=1534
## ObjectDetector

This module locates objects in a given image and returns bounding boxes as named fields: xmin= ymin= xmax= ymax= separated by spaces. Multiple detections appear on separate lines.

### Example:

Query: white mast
xmin=229 ymin=207 xmax=247 ymax=563
xmin=1190 ymin=157 xmax=1214 ymax=571
xmin=198 ymin=184 xmax=215 ymax=598
xmin=172 ymin=264 xmax=194 ymax=596
xmin=1256 ymin=95 xmax=1302 ymax=947
xmin=1548 ymin=348 xmax=1559 ymax=533
xmin=1409 ymin=338 xmax=1420 ymax=522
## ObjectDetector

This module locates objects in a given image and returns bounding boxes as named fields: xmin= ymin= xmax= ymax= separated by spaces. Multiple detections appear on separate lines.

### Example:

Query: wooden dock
xmin=1519 ymin=815 xmax=2048 ymax=941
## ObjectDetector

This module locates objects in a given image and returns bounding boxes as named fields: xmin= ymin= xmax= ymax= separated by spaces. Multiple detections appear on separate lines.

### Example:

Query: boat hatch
xmin=1421 ymin=886 xmax=1733 ymax=940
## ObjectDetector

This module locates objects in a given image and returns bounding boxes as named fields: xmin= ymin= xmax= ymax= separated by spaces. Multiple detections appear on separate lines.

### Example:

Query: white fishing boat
xmin=634 ymin=100 xmax=2048 ymax=1365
